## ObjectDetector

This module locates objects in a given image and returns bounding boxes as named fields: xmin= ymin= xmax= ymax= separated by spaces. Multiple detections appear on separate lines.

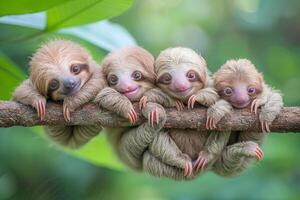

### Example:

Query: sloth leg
xmin=142 ymin=151 xmax=193 ymax=180
xmin=194 ymin=131 xmax=231 ymax=172
xmin=44 ymin=125 xmax=101 ymax=148
xmin=117 ymin=103 xmax=166 ymax=171
xmin=212 ymin=141 xmax=262 ymax=177
xmin=147 ymin=132 xmax=193 ymax=177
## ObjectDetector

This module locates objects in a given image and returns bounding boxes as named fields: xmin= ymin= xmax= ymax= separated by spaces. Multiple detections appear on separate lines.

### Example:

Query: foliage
xmin=1 ymin=0 xmax=300 ymax=199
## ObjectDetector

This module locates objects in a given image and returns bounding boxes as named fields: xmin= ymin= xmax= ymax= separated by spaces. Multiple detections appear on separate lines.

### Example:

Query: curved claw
xmin=139 ymin=96 xmax=148 ymax=110
xmin=183 ymin=162 xmax=193 ymax=177
xmin=128 ymin=108 xmax=138 ymax=125
xmin=188 ymin=95 xmax=196 ymax=109
xmin=35 ymin=100 xmax=46 ymax=121
xmin=63 ymin=105 xmax=71 ymax=122
xmin=255 ymin=147 xmax=264 ymax=160
xmin=148 ymin=108 xmax=159 ymax=128
xmin=206 ymin=116 xmax=217 ymax=130
xmin=175 ymin=100 xmax=184 ymax=111
xmin=194 ymin=157 xmax=207 ymax=172
xmin=260 ymin=120 xmax=271 ymax=133
xmin=251 ymin=99 xmax=262 ymax=114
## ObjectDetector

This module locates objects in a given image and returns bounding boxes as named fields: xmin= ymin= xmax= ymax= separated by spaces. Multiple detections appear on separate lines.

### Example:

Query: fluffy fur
xmin=139 ymin=47 xmax=232 ymax=180
xmin=13 ymin=39 xmax=105 ymax=148
xmin=94 ymin=46 xmax=166 ymax=170
xmin=208 ymin=59 xmax=283 ymax=176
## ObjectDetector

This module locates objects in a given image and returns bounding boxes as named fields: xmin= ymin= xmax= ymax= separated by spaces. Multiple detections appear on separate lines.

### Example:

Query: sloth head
xmin=155 ymin=47 xmax=208 ymax=101
xmin=101 ymin=46 xmax=155 ymax=102
xmin=213 ymin=59 xmax=264 ymax=109
xmin=29 ymin=39 xmax=96 ymax=101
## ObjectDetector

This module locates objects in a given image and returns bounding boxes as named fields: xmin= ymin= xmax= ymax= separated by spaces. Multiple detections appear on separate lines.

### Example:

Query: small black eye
xmin=158 ymin=73 xmax=172 ymax=85
xmin=49 ymin=79 xmax=59 ymax=91
xmin=248 ymin=87 xmax=256 ymax=95
xmin=108 ymin=75 xmax=118 ymax=85
xmin=186 ymin=70 xmax=197 ymax=81
xmin=132 ymin=71 xmax=143 ymax=81
xmin=223 ymin=87 xmax=233 ymax=96
xmin=71 ymin=64 xmax=82 ymax=75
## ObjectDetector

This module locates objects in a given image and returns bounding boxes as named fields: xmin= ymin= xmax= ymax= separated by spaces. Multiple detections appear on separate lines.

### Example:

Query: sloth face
xmin=29 ymin=40 xmax=94 ymax=101
xmin=155 ymin=47 xmax=208 ymax=101
xmin=47 ymin=62 xmax=91 ymax=101
xmin=106 ymin=67 xmax=153 ymax=102
xmin=214 ymin=59 xmax=263 ymax=109
xmin=101 ymin=47 xmax=155 ymax=102
xmin=156 ymin=64 xmax=205 ymax=100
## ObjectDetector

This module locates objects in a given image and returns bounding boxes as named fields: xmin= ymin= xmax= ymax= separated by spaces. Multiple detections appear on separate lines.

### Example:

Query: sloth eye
xmin=71 ymin=64 xmax=82 ymax=75
xmin=223 ymin=87 xmax=233 ymax=96
xmin=158 ymin=73 xmax=172 ymax=85
xmin=108 ymin=74 xmax=118 ymax=85
xmin=248 ymin=87 xmax=256 ymax=95
xmin=186 ymin=70 xmax=198 ymax=81
xmin=49 ymin=79 xmax=59 ymax=91
xmin=132 ymin=71 xmax=143 ymax=81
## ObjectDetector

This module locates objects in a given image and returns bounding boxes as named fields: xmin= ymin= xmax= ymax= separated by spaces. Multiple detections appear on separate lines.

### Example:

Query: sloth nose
xmin=63 ymin=77 xmax=80 ymax=93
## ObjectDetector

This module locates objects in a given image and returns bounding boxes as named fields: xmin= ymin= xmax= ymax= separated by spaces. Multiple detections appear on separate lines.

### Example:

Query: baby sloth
xmin=94 ymin=46 xmax=166 ymax=170
xmin=140 ymin=47 xmax=230 ymax=180
xmin=207 ymin=59 xmax=283 ymax=176
xmin=12 ymin=39 xmax=104 ymax=148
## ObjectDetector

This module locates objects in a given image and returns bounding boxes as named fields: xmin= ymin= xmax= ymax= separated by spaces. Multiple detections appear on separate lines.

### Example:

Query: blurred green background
xmin=1 ymin=0 xmax=300 ymax=199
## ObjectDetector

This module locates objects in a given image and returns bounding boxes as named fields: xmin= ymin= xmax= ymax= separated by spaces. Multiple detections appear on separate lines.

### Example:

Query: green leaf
xmin=0 ymin=51 xmax=25 ymax=100
xmin=0 ymin=0 xmax=71 ymax=17
xmin=46 ymin=0 xmax=133 ymax=31
xmin=69 ymin=134 xmax=124 ymax=170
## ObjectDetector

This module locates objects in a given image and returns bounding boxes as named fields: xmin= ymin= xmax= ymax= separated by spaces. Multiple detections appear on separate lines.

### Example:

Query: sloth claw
xmin=206 ymin=116 xmax=217 ymax=130
xmin=63 ymin=106 xmax=71 ymax=122
xmin=139 ymin=96 xmax=148 ymax=110
xmin=188 ymin=95 xmax=196 ymax=109
xmin=183 ymin=162 xmax=193 ymax=177
xmin=128 ymin=108 xmax=137 ymax=125
xmin=35 ymin=100 xmax=46 ymax=121
xmin=260 ymin=120 xmax=270 ymax=133
xmin=175 ymin=100 xmax=184 ymax=111
xmin=148 ymin=108 xmax=159 ymax=128
xmin=251 ymin=99 xmax=262 ymax=114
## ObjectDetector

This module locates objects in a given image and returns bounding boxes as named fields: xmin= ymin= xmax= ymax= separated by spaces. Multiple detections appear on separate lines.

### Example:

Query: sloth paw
xmin=241 ymin=142 xmax=264 ymax=161
xmin=35 ymin=99 xmax=46 ymax=121
xmin=175 ymin=100 xmax=184 ymax=111
xmin=251 ymin=99 xmax=263 ymax=114
xmin=139 ymin=96 xmax=147 ymax=110
xmin=183 ymin=161 xmax=193 ymax=177
xmin=148 ymin=107 xmax=160 ymax=128
xmin=187 ymin=95 xmax=196 ymax=109
xmin=260 ymin=119 xmax=271 ymax=133
xmin=206 ymin=115 xmax=217 ymax=130
xmin=127 ymin=108 xmax=138 ymax=125
xmin=63 ymin=104 xmax=71 ymax=122
xmin=194 ymin=151 xmax=213 ymax=172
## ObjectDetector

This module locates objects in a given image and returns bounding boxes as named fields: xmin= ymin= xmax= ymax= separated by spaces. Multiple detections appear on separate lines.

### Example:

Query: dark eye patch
xmin=47 ymin=79 xmax=60 ymax=96
xmin=70 ymin=63 xmax=89 ymax=74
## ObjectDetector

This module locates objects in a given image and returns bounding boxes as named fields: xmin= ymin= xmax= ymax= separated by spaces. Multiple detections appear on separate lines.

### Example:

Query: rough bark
xmin=0 ymin=100 xmax=299 ymax=132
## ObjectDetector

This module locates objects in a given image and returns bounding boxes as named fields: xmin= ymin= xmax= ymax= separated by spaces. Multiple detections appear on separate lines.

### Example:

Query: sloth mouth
xmin=121 ymin=86 xmax=140 ymax=99
xmin=171 ymin=87 xmax=192 ymax=96
xmin=231 ymin=100 xmax=251 ymax=109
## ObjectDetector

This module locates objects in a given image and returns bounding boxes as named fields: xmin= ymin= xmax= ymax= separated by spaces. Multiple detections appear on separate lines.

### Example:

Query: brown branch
xmin=0 ymin=100 xmax=299 ymax=132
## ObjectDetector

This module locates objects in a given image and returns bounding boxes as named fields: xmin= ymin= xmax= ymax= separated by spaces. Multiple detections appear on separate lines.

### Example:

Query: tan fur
xmin=13 ymin=39 xmax=104 ymax=148
xmin=209 ymin=59 xmax=283 ymax=176
xmin=155 ymin=47 xmax=209 ymax=101
xmin=214 ymin=59 xmax=263 ymax=101
xmin=141 ymin=47 xmax=230 ymax=180
xmin=94 ymin=47 xmax=167 ymax=170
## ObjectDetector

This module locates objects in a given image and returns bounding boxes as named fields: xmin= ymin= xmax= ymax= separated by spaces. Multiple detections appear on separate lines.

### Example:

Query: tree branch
xmin=0 ymin=100 xmax=299 ymax=132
